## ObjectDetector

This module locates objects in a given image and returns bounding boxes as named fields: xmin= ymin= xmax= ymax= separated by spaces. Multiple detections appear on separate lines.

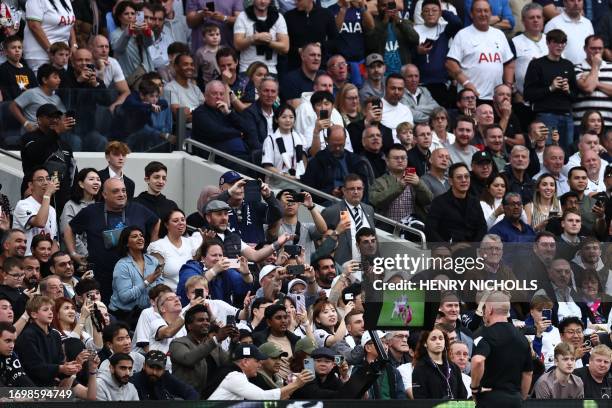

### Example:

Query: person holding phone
xmin=109 ymin=226 xmax=164 ymax=326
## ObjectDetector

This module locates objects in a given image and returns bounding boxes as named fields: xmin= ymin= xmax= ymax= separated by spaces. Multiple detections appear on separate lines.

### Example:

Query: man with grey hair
xmin=400 ymin=64 xmax=439 ymax=123
xmin=326 ymin=55 xmax=349 ymax=91
xmin=242 ymin=77 xmax=279 ymax=149
xmin=465 ymin=234 xmax=517 ymax=286
xmin=503 ymin=145 xmax=535 ymax=205
xmin=488 ymin=193 xmax=536 ymax=242
xmin=471 ymin=291 xmax=533 ymax=405
xmin=532 ymin=144 xmax=569 ymax=196
xmin=192 ymin=80 xmax=253 ymax=162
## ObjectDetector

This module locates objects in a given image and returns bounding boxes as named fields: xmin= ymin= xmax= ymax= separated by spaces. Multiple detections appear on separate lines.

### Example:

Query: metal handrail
xmin=0 ymin=147 xmax=21 ymax=161
xmin=182 ymin=138 xmax=427 ymax=249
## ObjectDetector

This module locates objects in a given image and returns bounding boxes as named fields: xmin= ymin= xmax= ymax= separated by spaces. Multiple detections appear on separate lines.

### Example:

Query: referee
xmin=470 ymin=292 xmax=533 ymax=407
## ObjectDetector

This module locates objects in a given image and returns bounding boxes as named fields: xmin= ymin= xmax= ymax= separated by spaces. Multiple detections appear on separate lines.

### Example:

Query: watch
xmin=306 ymin=204 xmax=315 ymax=211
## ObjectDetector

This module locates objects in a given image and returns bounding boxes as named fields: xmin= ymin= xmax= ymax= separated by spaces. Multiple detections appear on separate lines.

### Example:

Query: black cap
xmin=232 ymin=344 xmax=268 ymax=361
xmin=144 ymin=350 xmax=167 ymax=369
xmin=311 ymin=347 xmax=335 ymax=360
xmin=36 ymin=104 xmax=63 ymax=118
xmin=472 ymin=150 xmax=493 ymax=164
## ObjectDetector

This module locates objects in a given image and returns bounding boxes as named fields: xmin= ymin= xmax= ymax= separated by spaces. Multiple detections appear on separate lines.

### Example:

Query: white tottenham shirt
xmin=512 ymin=33 xmax=548 ymax=95
xmin=447 ymin=24 xmax=514 ymax=100
xmin=12 ymin=196 xmax=57 ymax=255
xmin=24 ymin=0 xmax=75 ymax=61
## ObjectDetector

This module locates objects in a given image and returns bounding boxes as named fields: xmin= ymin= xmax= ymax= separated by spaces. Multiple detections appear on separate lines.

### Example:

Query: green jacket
xmin=369 ymin=173 xmax=433 ymax=222
xmin=365 ymin=17 xmax=419 ymax=66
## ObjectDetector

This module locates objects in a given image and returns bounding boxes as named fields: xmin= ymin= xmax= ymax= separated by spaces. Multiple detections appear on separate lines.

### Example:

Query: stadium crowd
xmin=0 ymin=0 xmax=612 ymax=402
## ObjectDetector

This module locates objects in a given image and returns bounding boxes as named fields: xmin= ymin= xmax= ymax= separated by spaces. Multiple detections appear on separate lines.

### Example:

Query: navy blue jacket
xmin=14 ymin=323 xmax=64 ymax=386
xmin=241 ymin=101 xmax=269 ymax=151
xmin=191 ymin=104 xmax=252 ymax=156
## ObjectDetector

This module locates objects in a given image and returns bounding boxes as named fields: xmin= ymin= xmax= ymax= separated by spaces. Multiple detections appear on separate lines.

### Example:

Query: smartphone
xmin=583 ymin=334 xmax=592 ymax=348
xmin=304 ymin=357 xmax=315 ymax=375
xmin=422 ymin=38 xmax=434 ymax=47
xmin=226 ymin=315 xmax=236 ymax=326
xmin=372 ymin=99 xmax=382 ymax=109
xmin=548 ymin=211 xmax=559 ymax=218
xmin=244 ymin=179 xmax=262 ymax=202
xmin=596 ymin=199 xmax=605 ymax=208
xmin=86 ymin=63 xmax=96 ymax=71
xmin=88 ymin=293 xmax=96 ymax=302
xmin=343 ymin=292 xmax=354 ymax=303
xmin=289 ymin=293 xmax=306 ymax=313
xmin=387 ymin=1 xmax=396 ymax=9
xmin=542 ymin=309 xmax=552 ymax=321
xmin=227 ymin=258 xmax=241 ymax=269
xmin=195 ymin=288 xmax=204 ymax=299
xmin=65 ymin=110 xmax=77 ymax=120
xmin=334 ymin=355 xmax=344 ymax=366
xmin=136 ymin=11 xmax=145 ymax=24
xmin=340 ymin=210 xmax=350 ymax=224
xmin=290 ymin=192 xmax=306 ymax=203
xmin=205 ymin=1 xmax=215 ymax=12
xmin=319 ymin=109 xmax=329 ymax=120
xmin=284 ymin=244 xmax=302 ymax=257
xmin=404 ymin=167 xmax=416 ymax=176
xmin=287 ymin=264 xmax=305 ymax=275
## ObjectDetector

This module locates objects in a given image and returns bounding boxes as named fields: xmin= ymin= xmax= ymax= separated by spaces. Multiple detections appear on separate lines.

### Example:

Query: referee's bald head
xmin=484 ymin=291 xmax=511 ymax=316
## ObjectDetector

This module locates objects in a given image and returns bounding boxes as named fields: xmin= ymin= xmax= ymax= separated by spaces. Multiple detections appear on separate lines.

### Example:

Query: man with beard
xmin=170 ymin=304 xmax=233 ymax=397
xmin=21 ymin=256 xmax=40 ymax=291
xmin=489 ymin=193 xmax=536 ymax=243
xmin=164 ymin=53 xmax=204 ymax=130
xmin=447 ymin=116 xmax=479 ymax=170
xmin=96 ymin=353 xmax=139 ymax=401
xmin=314 ymin=256 xmax=337 ymax=294
xmin=252 ymin=342 xmax=287 ymax=389
xmin=332 ymin=310 xmax=365 ymax=365
xmin=0 ymin=229 xmax=27 ymax=273
xmin=360 ymin=125 xmax=387 ymax=178
xmin=131 ymin=349 xmax=198 ymax=400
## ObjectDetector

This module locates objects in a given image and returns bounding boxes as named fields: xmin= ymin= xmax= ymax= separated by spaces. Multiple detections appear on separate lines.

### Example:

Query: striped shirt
xmin=573 ymin=60 xmax=612 ymax=127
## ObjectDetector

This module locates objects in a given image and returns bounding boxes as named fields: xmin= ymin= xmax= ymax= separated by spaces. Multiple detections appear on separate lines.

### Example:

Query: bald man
xmin=64 ymin=178 xmax=160 ymax=303
xmin=400 ymin=64 xmax=439 ymax=123
xmin=88 ymin=35 xmax=130 ymax=111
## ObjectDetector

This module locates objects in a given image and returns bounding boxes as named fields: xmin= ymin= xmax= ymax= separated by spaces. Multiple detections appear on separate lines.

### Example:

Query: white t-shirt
xmin=147 ymin=235 xmax=199 ymax=291
xmin=208 ymin=370 xmax=281 ymax=400
xmin=294 ymin=92 xmax=347 ymax=152
xmin=512 ymin=33 xmax=548 ymax=95
xmin=148 ymin=314 xmax=187 ymax=372
xmin=12 ymin=196 xmax=57 ymax=255
xmin=413 ymin=0 xmax=457 ymax=25
xmin=207 ymin=299 xmax=239 ymax=325
xmin=381 ymin=98 xmax=414 ymax=142
xmin=544 ymin=12 xmax=594 ymax=65
xmin=24 ymin=0 xmax=75 ymax=61
xmin=234 ymin=11 xmax=288 ymax=74
xmin=261 ymin=129 xmax=306 ymax=177
xmin=132 ymin=307 xmax=159 ymax=354
xmin=100 ymin=57 xmax=126 ymax=88
xmin=164 ymin=79 xmax=204 ymax=110
xmin=313 ymin=328 xmax=332 ymax=348
xmin=447 ymin=25 xmax=514 ymax=100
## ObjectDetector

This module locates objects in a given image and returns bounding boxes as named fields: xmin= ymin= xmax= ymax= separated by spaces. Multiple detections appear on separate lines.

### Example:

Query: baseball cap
xmin=365 ymin=53 xmax=384 ymax=67
xmin=259 ymin=342 xmax=288 ymax=358
xmin=605 ymin=165 xmax=612 ymax=178
xmin=311 ymin=347 xmax=335 ymax=360
xmin=219 ymin=171 xmax=242 ymax=186
xmin=205 ymin=199 xmax=231 ymax=213
xmin=472 ymin=150 xmax=493 ymax=164
xmin=288 ymin=278 xmax=307 ymax=293
xmin=232 ymin=344 xmax=268 ymax=361
xmin=361 ymin=330 xmax=386 ymax=347
xmin=144 ymin=350 xmax=167 ymax=369
xmin=295 ymin=337 xmax=316 ymax=354
xmin=36 ymin=104 xmax=63 ymax=118
xmin=258 ymin=264 xmax=278 ymax=284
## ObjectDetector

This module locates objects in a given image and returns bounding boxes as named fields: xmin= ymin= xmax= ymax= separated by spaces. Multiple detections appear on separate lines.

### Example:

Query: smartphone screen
xmin=205 ymin=1 xmax=215 ymax=12
xmin=195 ymin=288 xmax=204 ymax=298
xmin=227 ymin=258 xmax=241 ymax=269
xmin=319 ymin=109 xmax=329 ymax=120
xmin=287 ymin=264 xmax=305 ymax=275
xmin=542 ymin=309 xmax=552 ymax=321
xmin=304 ymin=357 xmax=315 ymax=375
xmin=244 ymin=180 xmax=262 ymax=202
xmin=226 ymin=315 xmax=236 ymax=326
xmin=136 ymin=11 xmax=145 ymax=24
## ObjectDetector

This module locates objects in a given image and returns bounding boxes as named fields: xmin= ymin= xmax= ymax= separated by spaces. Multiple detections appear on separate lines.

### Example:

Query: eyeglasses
xmin=564 ymin=329 xmax=583 ymax=335
xmin=330 ymin=62 xmax=347 ymax=69
xmin=33 ymin=176 xmax=51 ymax=183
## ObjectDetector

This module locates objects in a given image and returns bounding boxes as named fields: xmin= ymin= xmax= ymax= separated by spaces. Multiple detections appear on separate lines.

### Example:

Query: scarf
xmin=245 ymin=5 xmax=279 ymax=60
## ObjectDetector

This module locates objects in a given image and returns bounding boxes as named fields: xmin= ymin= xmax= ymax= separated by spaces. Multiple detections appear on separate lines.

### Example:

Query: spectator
xmin=98 ymin=322 xmax=145 ymax=374
xmin=336 ymin=84 xmax=362 ymax=127
xmin=22 ymin=256 xmax=41 ymax=291
xmin=544 ymin=0 xmax=594 ymax=65
xmin=533 ymin=144 xmax=569 ymax=197
xmin=109 ymin=226 xmax=163 ymax=326
xmin=302 ymin=126 xmax=371 ymax=197
xmin=408 ymin=122 xmax=433 ymax=177
xmin=59 ymin=169 xmax=100 ymax=260
xmin=574 ymin=35 xmax=612 ymax=129
xmin=321 ymin=174 xmax=376 ymax=264
xmin=0 ymin=257 xmax=30 ymax=320
xmin=449 ymin=341 xmax=472 ymax=394
xmin=425 ymin=162 xmax=487 ymax=242
xmin=503 ymin=146 xmax=535 ymax=205
xmin=359 ymin=53 xmax=385 ymax=101
xmin=573 ymin=344 xmax=612 ymax=398
xmin=233 ymin=0 xmax=288 ymax=75
xmin=365 ymin=0 xmax=418 ymax=75
xmin=524 ymin=29 xmax=577 ymax=151
xmin=192 ymin=79 xmax=252 ymax=162
xmin=421 ymin=147 xmax=450 ymax=197
xmin=186 ymin=0 xmax=241 ymax=53
xmin=194 ymin=24 xmax=221 ymax=85
xmin=0 ymin=229 xmax=27 ymax=271
xmin=134 ymin=162 xmax=178 ymax=219
xmin=447 ymin=116 xmax=479 ymax=169
xmin=326 ymin=55 xmax=350 ymax=92
xmin=381 ymin=73 xmax=414 ymax=138
xmin=370 ymin=143 xmax=433 ymax=223
xmin=243 ymin=77 xmax=279 ymax=151
xmin=65 ymin=178 xmax=160 ymax=303
xmin=557 ymin=317 xmax=596 ymax=369
xmin=164 ymin=53 xmax=204 ymax=131
xmin=483 ymin=124 xmax=507 ymax=173
xmin=13 ymin=166 xmax=59 ymax=255
xmin=528 ymin=174 xmax=562 ymax=231
xmin=110 ymin=1 xmax=154 ymax=85
xmin=39 ymin=275 xmax=64 ymax=300
xmin=348 ymin=97 xmax=395 ymax=155
xmin=480 ymin=174 xmax=509 ymax=229
xmin=217 ymin=47 xmax=254 ymax=113
xmin=49 ymin=252 xmax=79 ymax=299
xmin=23 ymin=0 xmax=77 ymax=72
xmin=132 ymin=284 xmax=173 ymax=353
xmin=156 ymin=0 xmax=190 ymax=55
xmin=98 ymin=141 xmax=136 ymax=200
xmin=430 ymin=107 xmax=455 ymax=150
xmin=88 ymin=35 xmax=130 ymax=111
xmin=413 ymin=0 xmax=462 ymax=108
xmin=96 ymin=352 xmax=139 ymax=401
xmin=400 ymin=64 xmax=439 ymax=124
xmin=488 ymin=193 xmax=536 ymax=242
xmin=492 ymin=84 xmax=524 ymax=146
xmin=576 ymin=269 xmax=609 ymax=325
xmin=581 ymin=150 xmax=606 ymax=195
xmin=169 ymin=304 xmax=232 ymax=397
xmin=0 ymin=36 xmax=37 ymax=101
xmin=445 ymin=0 xmax=514 ymax=101
xmin=512 ymin=3 xmax=547 ymax=111
xmin=0 ymin=321 xmax=36 ymax=386
xmin=563 ymin=131 xmax=608 ymax=176
xmin=450 ymin=88 xmax=477 ymax=124
xmin=534 ymin=342 xmax=584 ymax=398
xmin=360 ymin=125 xmax=387 ymax=178
xmin=284 ymin=0 xmax=338 ymax=70
xmin=412 ymin=328 xmax=467 ymax=399
xmin=567 ymin=166 xmax=605 ymax=235
xmin=281 ymin=43 xmax=324 ymax=106
xmin=262 ymin=104 xmax=307 ymax=186
xmin=131 ymin=349 xmax=198 ymax=400
xmin=536 ymin=258 xmax=584 ymax=322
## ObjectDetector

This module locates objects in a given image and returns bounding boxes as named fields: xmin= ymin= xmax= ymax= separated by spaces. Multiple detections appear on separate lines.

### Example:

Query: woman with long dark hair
xmin=411 ymin=328 xmax=467 ymax=399
xmin=109 ymin=226 xmax=163 ymax=326
xmin=110 ymin=1 xmax=154 ymax=84
xmin=60 ymin=168 xmax=100 ymax=259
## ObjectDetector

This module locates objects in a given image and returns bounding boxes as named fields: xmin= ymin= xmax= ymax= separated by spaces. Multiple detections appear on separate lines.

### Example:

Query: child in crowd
xmin=397 ymin=121 xmax=414 ymax=150
xmin=195 ymin=23 xmax=221 ymax=87
xmin=49 ymin=42 xmax=70 ymax=71
xmin=0 ymin=35 xmax=37 ymax=101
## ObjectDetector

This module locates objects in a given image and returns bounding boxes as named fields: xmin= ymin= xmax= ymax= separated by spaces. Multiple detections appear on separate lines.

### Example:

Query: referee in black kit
xmin=470 ymin=292 xmax=533 ymax=407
